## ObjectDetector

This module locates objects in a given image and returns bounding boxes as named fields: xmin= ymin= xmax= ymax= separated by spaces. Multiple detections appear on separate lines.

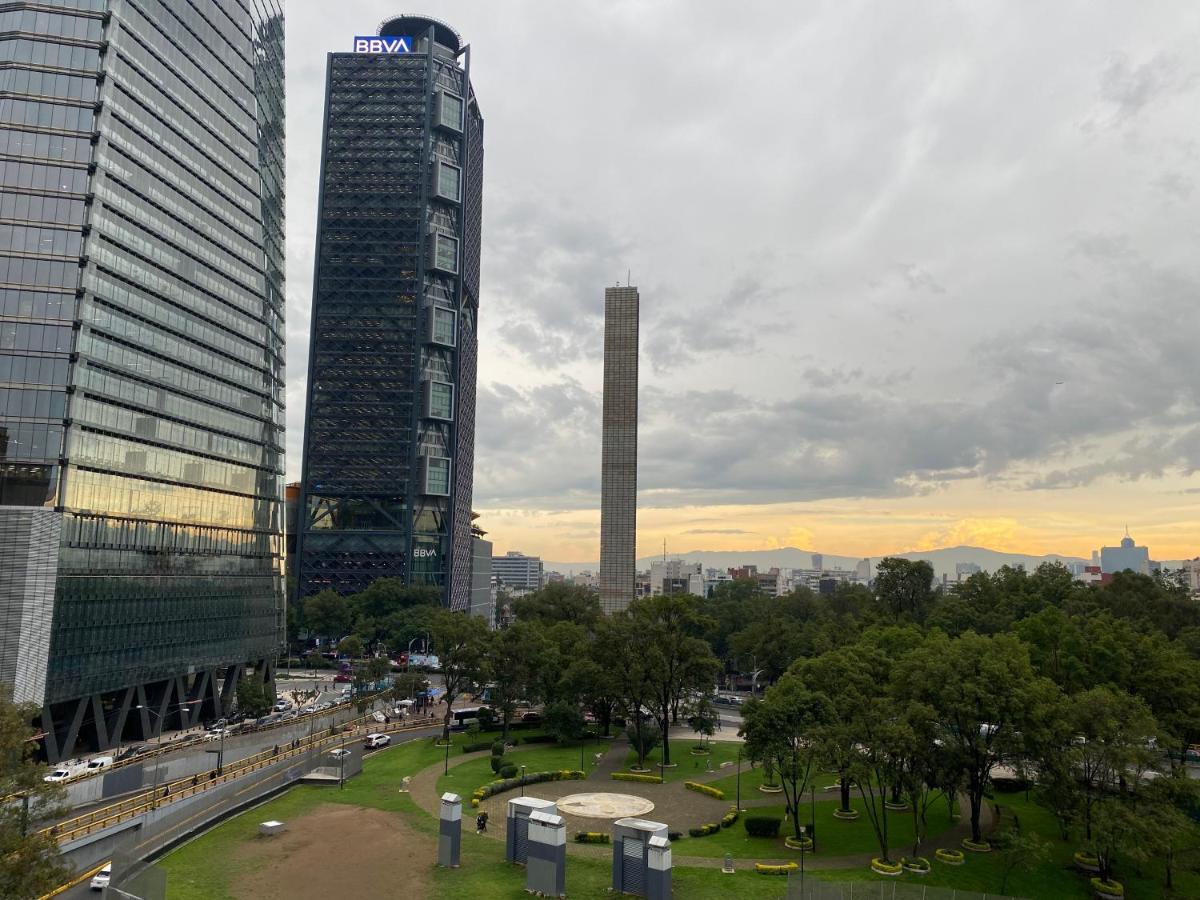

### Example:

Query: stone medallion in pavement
xmin=556 ymin=792 xmax=655 ymax=819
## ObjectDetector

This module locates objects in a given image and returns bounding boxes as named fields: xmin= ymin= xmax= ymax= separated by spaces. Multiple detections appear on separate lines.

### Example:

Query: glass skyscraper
xmin=599 ymin=285 xmax=639 ymax=614
xmin=0 ymin=0 xmax=285 ymax=761
xmin=296 ymin=16 xmax=482 ymax=611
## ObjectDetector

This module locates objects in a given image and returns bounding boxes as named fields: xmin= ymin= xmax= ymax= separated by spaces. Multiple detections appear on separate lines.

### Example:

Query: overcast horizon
xmin=285 ymin=2 xmax=1200 ymax=564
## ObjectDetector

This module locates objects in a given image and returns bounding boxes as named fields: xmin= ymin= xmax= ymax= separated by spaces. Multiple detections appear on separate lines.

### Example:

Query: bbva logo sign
xmin=353 ymin=36 xmax=413 ymax=54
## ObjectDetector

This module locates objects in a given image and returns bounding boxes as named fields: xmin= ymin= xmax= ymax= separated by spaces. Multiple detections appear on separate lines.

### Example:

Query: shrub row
xmin=612 ymin=772 xmax=662 ymax=784
xmin=574 ymin=832 xmax=610 ymax=844
xmin=470 ymin=769 xmax=585 ymax=806
xmin=743 ymin=815 xmax=782 ymax=838
xmin=721 ymin=808 xmax=739 ymax=828
xmin=521 ymin=733 xmax=558 ymax=745
xmin=756 ymin=862 xmax=798 ymax=875
xmin=684 ymin=780 xmax=725 ymax=800
xmin=688 ymin=822 xmax=721 ymax=838
xmin=667 ymin=832 xmax=682 ymax=842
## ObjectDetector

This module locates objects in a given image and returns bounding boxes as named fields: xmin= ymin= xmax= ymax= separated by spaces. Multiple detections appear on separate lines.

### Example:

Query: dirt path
xmin=230 ymin=803 xmax=433 ymax=899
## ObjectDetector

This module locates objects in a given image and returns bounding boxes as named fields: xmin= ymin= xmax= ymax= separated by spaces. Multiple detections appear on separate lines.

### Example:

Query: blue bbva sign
xmin=354 ymin=35 xmax=413 ymax=53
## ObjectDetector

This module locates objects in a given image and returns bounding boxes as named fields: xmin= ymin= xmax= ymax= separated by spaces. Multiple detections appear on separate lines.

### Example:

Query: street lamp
xmin=798 ymin=824 xmax=807 ymax=893
xmin=520 ymin=764 xmax=527 ymax=797
xmin=736 ymin=746 xmax=743 ymax=811
xmin=135 ymin=701 xmax=200 ymax=807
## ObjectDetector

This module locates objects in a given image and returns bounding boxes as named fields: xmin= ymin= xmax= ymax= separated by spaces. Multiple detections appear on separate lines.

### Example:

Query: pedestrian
xmin=476 ymin=811 xmax=488 ymax=834
xmin=209 ymin=769 xmax=217 ymax=781
xmin=273 ymin=744 xmax=279 ymax=756
xmin=162 ymin=784 xmax=169 ymax=798
xmin=191 ymin=774 xmax=199 ymax=787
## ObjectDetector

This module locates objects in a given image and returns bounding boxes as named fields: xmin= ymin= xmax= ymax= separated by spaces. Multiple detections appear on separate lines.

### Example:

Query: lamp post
xmin=520 ymin=764 xmax=527 ymax=797
xmin=444 ymin=734 xmax=451 ymax=775
xmin=799 ymin=824 xmax=807 ymax=894
xmin=810 ymin=784 xmax=816 ymax=852
xmin=135 ymin=700 xmax=200 ymax=808
xmin=736 ymin=746 xmax=743 ymax=811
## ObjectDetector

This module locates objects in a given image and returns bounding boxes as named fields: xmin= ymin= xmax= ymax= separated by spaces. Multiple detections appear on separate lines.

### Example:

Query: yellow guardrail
xmin=41 ymin=714 xmax=439 ymax=844
xmin=38 ymin=859 xmax=107 ymax=899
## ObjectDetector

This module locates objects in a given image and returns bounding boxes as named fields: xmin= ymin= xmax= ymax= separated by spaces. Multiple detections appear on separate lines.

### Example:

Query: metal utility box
xmin=526 ymin=809 xmax=567 ymax=897
xmin=505 ymin=796 xmax=557 ymax=864
xmin=611 ymin=817 xmax=670 ymax=897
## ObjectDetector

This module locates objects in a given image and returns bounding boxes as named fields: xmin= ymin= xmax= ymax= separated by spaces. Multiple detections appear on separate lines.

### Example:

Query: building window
xmin=428 ymin=306 xmax=456 ymax=347
xmin=438 ymin=91 xmax=463 ymax=132
xmin=435 ymin=160 xmax=461 ymax=203
xmin=422 ymin=456 xmax=451 ymax=496
xmin=432 ymin=233 xmax=458 ymax=274
xmin=424 ymin=380 xmax=453 ymax=421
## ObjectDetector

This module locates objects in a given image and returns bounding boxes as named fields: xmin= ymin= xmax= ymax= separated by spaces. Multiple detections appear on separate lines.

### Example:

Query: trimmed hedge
xmin=935 ymin=848 xmax=964 ymax=865
xmin=872 ymin=858 xmax=903 ymax=876
xmin=744 ymin=816 xmax=782 ymax=838
xmin=470 ymin=769 xmax=585 ymax=803
xmin=667 ymin=832 xmax=682 ymax=842
xmin=612 ymin=772 xmax=663 ymax=784
xmin=521 ymin=733 xmax=557 ymax=745
xmin=684 ymin=780 xmax=725 ymax=800
xmin=721 ymin=808 xmax=739 ymax=828
xmin=574 ymin=832 xmax=610 ymax=844
xmin=499 ymin=764 xmax=518 ymax=779
xmin=962 ymin=837 xmax=992 ymax=852
xmin=461 ymin=740 xmax=495 ymax=754
xmin=1090 ymin=878 xmax=1124 ymax=897
xmin=688 ymin=823 xmax=721 ymax=838
xmin=755 ymin=862 xmax=798 ymax=875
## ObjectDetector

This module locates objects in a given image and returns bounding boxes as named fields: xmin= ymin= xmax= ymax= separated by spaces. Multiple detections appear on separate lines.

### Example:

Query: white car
xmin=202 ymin=729 xmax=229 ymax=742
xmin=90 ymin=862 xmax=111 ymax=891
xmin=43 ymin=767 xmax=75 ymax=783
xmin=329 ymin=748 xmax=352 ymax=759
xmin=364 ymin=733 xmax=390 ymax=749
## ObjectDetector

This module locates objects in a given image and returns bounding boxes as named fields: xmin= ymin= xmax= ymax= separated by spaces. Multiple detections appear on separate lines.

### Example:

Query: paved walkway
xmin=404 ymin=735 xmax=998 ymax=871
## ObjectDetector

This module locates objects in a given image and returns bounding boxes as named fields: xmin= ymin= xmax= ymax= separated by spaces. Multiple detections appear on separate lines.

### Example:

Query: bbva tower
xmin=296 ymin=16 xmax=483 ymax=610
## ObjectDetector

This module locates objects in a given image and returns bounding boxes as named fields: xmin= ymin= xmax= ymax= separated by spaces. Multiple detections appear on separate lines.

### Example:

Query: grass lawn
xmin=437 ymin=742 xmax=592 ymax=798
xmin=671 ymin=796 xmax=957 ymax=859
xmin=706 ymin=765 xmax=849 ymax=800
xmin=623 ymin=738 xmax=743 ymax=781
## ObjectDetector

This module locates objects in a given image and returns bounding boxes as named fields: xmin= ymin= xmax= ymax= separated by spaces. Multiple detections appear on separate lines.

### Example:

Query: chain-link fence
xmin=785 ymin=874 xmax=1027 ymax=900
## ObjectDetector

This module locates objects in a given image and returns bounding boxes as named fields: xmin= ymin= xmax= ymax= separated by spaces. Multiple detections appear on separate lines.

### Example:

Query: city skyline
xmin=285 ymin=4 xmax=1200 ymax=565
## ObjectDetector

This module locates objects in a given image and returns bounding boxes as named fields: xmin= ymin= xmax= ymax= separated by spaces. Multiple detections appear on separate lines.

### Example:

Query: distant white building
xmin=955 ymin=562 xmax=982 ymax=581
xmin=492 ymin=550 xmax=544 ymax=592
xmin=1099 ymin=532 xmax=1151 ymax=576
xmin=649 ymin=558 xmax=704 ymax=597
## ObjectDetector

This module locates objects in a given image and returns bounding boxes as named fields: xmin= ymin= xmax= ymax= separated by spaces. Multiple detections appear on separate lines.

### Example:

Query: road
xmin=58 ymin=724 xmax=440 ymax=899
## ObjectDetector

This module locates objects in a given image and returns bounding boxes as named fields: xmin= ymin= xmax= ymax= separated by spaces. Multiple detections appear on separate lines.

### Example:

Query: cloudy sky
xmin=284 ymin=1 xmax=1200 ymax=565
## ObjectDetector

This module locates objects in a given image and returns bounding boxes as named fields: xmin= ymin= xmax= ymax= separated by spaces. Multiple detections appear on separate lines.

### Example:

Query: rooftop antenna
xmin=663 ymin=538 xmax=667 ymax=563
xmin=627 ymin=268 xmax=632 ymax=286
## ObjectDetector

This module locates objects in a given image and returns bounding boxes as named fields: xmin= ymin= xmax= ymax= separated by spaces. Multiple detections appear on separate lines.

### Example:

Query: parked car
xmin=334 ymin=673 xmax=352 ymax=683
xmin=364 ymin=733 xmax=390 ymax=749
xmin=521 ymin=711 xmax=542 ymax=724
xmin=90 ymin=862 xmax=111 ymax=891
xmin=329 ymin=748 xmax=351 ymax=759
xmin=273 ymin=699 xmax=292 ymax=712
xmin=43 ymin=766 xmax=77 ymax=783
xmin=203 ymin=728 xmax=230 ymax=742
xmin=85 ymin=756 xmax=114 ymax=772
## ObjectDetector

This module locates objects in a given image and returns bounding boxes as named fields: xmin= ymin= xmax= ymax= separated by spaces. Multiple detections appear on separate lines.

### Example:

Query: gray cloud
xmin=283 ymin=2 xmax=1200 ymax=521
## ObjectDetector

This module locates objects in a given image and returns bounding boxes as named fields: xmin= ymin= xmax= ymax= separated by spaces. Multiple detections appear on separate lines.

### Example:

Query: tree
xmin=740 ymin=674 xmax=830 ymax=841
xmin=893 ymin=631 xmax=1048 ymax=845
xmin=631 ymin=595 xmax=719 ymax=768
xmin=235 ymin=677 xmax=271 ymax=719
xmin=1065 ymin=686 xmax=1157 ymax=841
xmin=605 ymin=617 xmax=661 ymax=769
xmin=873 ymin=557 xmax=936 ymax=624
xmin=430 ymin=609 xmax=489 ymax=742
xmin=687 ymin=695 xmax=718 ymax=749
xmin=0 ymin=697 xmax=68 ymax=899
xmin=337 ymin=634 xmax=364 ymax=659
xmin=485 ymin=621 xmax=545 ymax=739
xmin=511 ymin=583 xmax=602 ymax=628
xmin=543 ymin=700 xmax=585 ymax=744
xmin=792 ymin=646 xmax=877 ymax=816
xmin=303 ymin=589 xmax=351 ymax=643
xmin=993 ymin=827 xmax=1050 ymax=894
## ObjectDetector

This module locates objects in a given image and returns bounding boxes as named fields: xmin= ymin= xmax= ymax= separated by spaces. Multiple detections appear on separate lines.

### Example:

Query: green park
xmin=6 ymin=562 xmax=1200 ymax=899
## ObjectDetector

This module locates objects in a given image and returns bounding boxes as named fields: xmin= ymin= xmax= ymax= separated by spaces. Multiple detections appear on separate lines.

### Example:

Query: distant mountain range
xmin=544 ymin=545 xmax=1186 ymax=580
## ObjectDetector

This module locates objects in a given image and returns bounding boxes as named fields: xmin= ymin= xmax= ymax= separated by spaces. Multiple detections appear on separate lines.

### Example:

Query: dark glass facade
xmin=297 ymin=16 xmax=482 ymax=611
xmin=0 ymin=0 xmax=285 ymax=761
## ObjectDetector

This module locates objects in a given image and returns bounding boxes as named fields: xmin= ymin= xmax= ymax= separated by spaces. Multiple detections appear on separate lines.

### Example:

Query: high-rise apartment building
xmin=1099 ymin=531 xmax=1151 ymax=575
xmin=599 ymin=285 xmax=639 ymax=614
xmin=0 ymin=0 xmax=286 ymax=760
xmin=296 ymin=17 xmax=483 ymax=610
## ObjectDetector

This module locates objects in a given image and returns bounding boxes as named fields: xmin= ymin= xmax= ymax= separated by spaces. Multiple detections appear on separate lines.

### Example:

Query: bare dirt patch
xmin=230 ymin=803 xmax=434 ymax=899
